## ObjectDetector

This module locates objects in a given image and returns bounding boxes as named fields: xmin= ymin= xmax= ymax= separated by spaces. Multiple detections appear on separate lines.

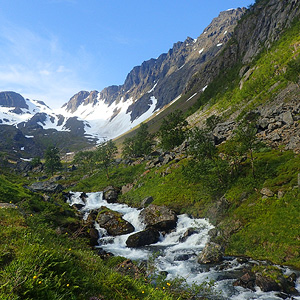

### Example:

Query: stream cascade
xmin=67 ymin=191 xmax=300 ymax=300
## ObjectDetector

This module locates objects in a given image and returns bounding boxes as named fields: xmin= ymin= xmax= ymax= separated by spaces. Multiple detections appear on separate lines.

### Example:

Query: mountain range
xmin=0 ymin=8 xmax=245 ymax=160
xmin=1 ymin=0 xmax=300 ymax=163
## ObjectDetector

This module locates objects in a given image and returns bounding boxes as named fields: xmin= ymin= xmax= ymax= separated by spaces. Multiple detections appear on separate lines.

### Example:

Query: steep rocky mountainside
xmin=185 ymin=0 xmax=300 ymax=96
xmin=183 ymin=0 xmax=300 ymax=153
xmin=63 ymin=8 xmax=246 ymax=120
xmin=0 ymin=7 xmax=248 ymax=158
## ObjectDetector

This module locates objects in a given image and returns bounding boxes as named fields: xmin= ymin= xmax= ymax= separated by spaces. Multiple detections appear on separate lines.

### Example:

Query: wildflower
xmin=163 ymin=287 xmax=165 ymax=290
xmin=65 ymin=232 xmax=68 ymax=235
xmin=30 ymin=214 xmax=33 ymax=217
xmin=33 ymin=275 xmax=37 ymax=279
xmin=68 ymin=248 xmax=71 ymax=251
xmin=167 ymin=282 xmax=171 ymax=286
xmin=142 ymin=291 xmax=144 ymax=294
xmin=66 ymin=284 xmax=70 ymax=287
xmin=38 ymin=281 xmax=42 ymax=284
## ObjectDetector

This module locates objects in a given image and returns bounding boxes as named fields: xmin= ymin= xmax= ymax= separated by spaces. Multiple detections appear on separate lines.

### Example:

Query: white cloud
xmin=0 ymin=21 xmax=93 ymax=108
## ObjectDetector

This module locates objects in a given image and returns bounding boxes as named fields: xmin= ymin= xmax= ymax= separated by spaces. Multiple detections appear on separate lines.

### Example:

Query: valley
xmin=1 ymin=0 xmax=300 ymax=299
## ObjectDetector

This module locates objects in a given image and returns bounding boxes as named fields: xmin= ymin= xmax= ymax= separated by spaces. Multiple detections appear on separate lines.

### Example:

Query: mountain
xmin=59 ymin=8 xmax=246 ymax=141
xmin=0 ymin=7 xmax=246 ymax=160
xmin=0 ymin=91 xmax=96 ymax=162
xmin=1 ymin=0 xmax=300 ymax=163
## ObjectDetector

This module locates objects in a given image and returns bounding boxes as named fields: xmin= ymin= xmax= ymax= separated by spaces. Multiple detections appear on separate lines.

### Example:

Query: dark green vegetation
xmin=158 ymin=110 xmax=188 ymax=151
xmin=122 ymin=123 xmax=154 ymax=158
xmin=44 ymin=146 xmax=62 ymax=175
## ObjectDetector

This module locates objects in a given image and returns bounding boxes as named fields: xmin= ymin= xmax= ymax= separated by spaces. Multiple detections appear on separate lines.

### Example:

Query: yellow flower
xmin=142 ymin=291 xmax=144 ymax=294
xmin=68 ymin=248 xmax=71 ymax=251
xmin=66 ymin=284 xmax=70 ymax=287
xmin=167 ymin=282 xmax=171 ymax=286
xmin=163 ymin=287 xmax=165 ymax=290
xmin=33 ymin=275 xmax=37 ymax=279
xmin=38 ymin=281 xmax=42 ymax=284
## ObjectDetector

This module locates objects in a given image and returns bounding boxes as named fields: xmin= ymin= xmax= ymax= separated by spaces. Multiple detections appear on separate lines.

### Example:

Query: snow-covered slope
xmin=0 ymin=90 xmax=159 ymax=143
xmin=0 ymin=92 xmax=67 ymax=131
xmin=57 ymin=93 xmax=158 ymax=141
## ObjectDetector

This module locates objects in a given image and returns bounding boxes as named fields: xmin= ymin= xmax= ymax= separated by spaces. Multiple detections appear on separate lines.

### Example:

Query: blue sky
xmin=0 ymin=0 xmax=254 ymax=108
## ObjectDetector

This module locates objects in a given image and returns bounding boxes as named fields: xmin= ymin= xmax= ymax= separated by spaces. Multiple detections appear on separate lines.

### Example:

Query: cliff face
xmin=186 ymin=0 xmax=300 ymax=94
xmin=64 ymin=8 xmax=246 ymax=121
xmin=0 ymin=91 xmax=28 ymax=109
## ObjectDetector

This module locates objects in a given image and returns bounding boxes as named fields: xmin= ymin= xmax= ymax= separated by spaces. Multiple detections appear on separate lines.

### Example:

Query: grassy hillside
xmin=1 ymin=172 xmax=199 ymax=299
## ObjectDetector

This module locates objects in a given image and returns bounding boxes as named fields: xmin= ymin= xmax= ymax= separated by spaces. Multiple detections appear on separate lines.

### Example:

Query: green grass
xmin=0 ymin=201 xmax=177 ymax=300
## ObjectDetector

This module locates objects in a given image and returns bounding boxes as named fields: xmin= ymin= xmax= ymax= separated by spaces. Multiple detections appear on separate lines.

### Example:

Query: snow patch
xmin=217 ymin=43 xmax=223 ymax=47
xmin=187 ymin=93 xmax=197 ymax=102
xmin=20 ymin=158 xmax=32 ymax=162
xmin=199 ymin=48 xmax=204 ymax=54
xmin=147 ymin=81 xmax=158 ymax=93
xmin=202 ymin=85 xmax=208 ymax=91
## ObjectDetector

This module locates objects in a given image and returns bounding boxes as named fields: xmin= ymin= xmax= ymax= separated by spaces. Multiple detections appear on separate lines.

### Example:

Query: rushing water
xmin=67 ymin=191 xmax=300 ymax=300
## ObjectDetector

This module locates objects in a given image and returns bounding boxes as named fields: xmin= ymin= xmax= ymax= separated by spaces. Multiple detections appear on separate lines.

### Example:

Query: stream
xmin=67 ymin=191 xmax=300 ymax=300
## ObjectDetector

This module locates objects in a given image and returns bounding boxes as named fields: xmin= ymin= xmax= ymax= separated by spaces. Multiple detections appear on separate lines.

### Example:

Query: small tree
xmin=94 ymin=140 xmax=117 ymax=179
xmin=206 ymin=115 xmax=221 ymax=132
xmin=31 ymin=157 xmax=41 ymax=168
xmin=188 ymin=128 xmax=217 ymax=160
xmin=73 ymin=151 xmax=95 ymax=174
xmin=187 ymin=128 xmax=229 ymax=189
xmin=284 ymin=56 xmax=300 ymax=86
xmin=234 ymin=119 xmax=259 ymax=177
xmin=158 ymin=110 xmax=188 ymax=151
xmin=44 ymin=146 xmax=62 ymax=176
xmin=122 ymin=123 xmax=154 ymax=158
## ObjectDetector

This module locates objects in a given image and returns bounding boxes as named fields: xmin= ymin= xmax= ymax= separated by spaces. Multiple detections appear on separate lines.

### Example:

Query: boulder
xmin=126 ymin=227 xmax=160 ymax=248
xmin=89 ymin=227 xmax=100 ymax=246
xmin=233 ymin=271 xmax=256 ymax=291
xmin=97 ymin=248 xmax=114 ymax=260
xmin=72 ymin=203 xmax=85 ymax=211
xmin=28 ymin=181 xmax=64 ymax=193
xmin=103 ymin=186 xmax=119 ymax=203
xmin=140 ymin=196 xmax=153 ymax=208
xmin=96 ymin=207 xmax=134 ymax=236
xmin=179 ymin=228 xmax=197 ymax=243
xmin=139 ymin=204 xmax=178 ymax=231
xmin=235 ymin=267 xmax=298 ymax=295
xmin=121 ymin=183 xmax=134 ymax=194
xmin=115 ymin=259 xmax=145 ymax=278
xmin=260 ymin=187 xmax=274 ymax=197
xmin=281 ymin=111 xmax=294 ymax=126
xmin=255 ymin=273 xmax=281 ymax=292
xmin=197 ymin=242 xmax=224 ymax=264
xmin=206 ymin=195 xmax=230 ymax=224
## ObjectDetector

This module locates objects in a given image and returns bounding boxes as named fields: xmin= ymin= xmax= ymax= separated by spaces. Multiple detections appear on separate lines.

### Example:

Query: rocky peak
xmin=63 ymin=90 xmax=90 ymax=113
xmin=186 ymin=0 xmax=300 ymax=96
xmin=64 ymin=7 xmax=245 ymax=123
xmin=0 ymin=91 xmax=28 ymax=109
